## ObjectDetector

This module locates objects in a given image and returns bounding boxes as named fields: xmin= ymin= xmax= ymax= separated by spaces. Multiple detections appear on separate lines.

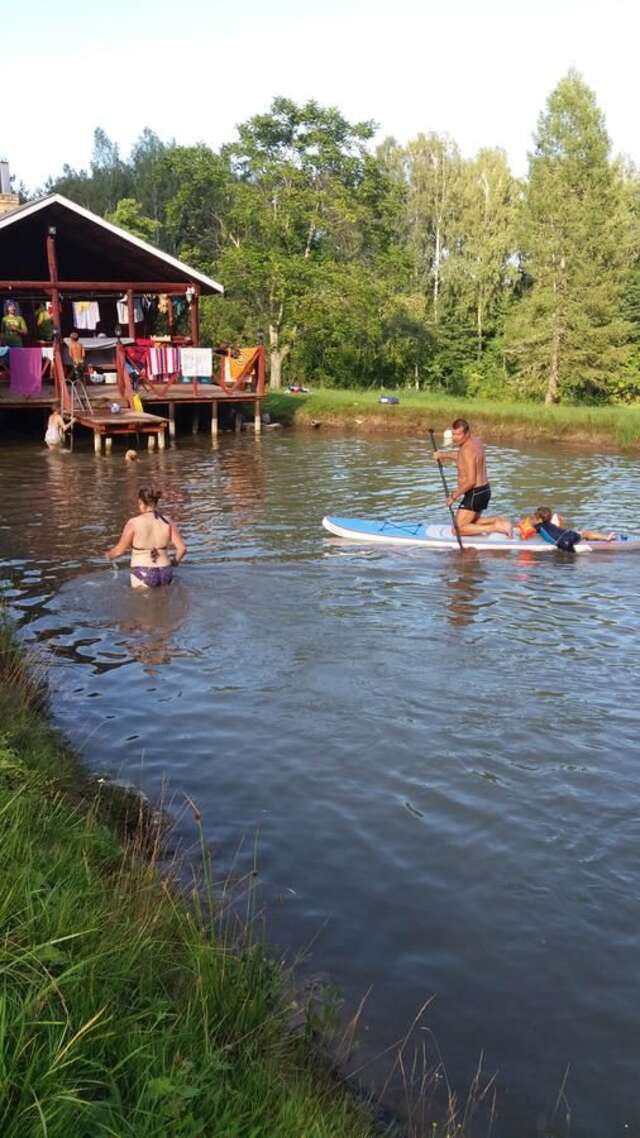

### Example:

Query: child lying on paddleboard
xmin=527 ymin=506 xmax=616 ymax=551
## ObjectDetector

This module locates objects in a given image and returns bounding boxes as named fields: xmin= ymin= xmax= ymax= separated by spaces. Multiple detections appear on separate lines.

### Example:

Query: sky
xmin=2 ymin=0 xmax=639 ymax=190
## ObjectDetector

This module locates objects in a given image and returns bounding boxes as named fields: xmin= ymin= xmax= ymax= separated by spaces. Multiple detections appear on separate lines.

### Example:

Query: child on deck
xmin=532 ymin=506 xmax=615 ymax=551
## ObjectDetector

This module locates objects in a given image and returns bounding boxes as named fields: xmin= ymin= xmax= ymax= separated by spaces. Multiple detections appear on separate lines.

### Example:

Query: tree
xmin=218 ymin=97 xmax=378 ymax=388
xmin=402 ymin=133 xmax=465 ymax=325
xmin=450 ymin=149 xmax=518 ymax=360
xmin=105 ymin=198 xmax=157 ymax=242
xmin=504 ymin=71 xmax=632 ymax=403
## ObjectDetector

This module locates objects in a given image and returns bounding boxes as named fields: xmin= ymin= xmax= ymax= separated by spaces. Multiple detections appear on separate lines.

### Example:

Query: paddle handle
xmin=428 ymin=429 xmax=464 ymax=551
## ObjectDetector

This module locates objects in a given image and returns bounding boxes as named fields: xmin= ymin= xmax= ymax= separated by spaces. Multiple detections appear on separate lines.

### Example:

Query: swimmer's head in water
xmin=125 ymin=450 xmax=137 ymax=462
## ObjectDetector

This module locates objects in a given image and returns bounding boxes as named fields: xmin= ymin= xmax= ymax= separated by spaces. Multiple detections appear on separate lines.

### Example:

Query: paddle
xmin=427 ymin=428 xmax=464 ymax=551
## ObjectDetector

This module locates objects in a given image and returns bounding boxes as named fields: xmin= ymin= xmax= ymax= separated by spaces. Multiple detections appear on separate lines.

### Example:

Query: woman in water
xmin=45 ymin=404 xmax=74 ymax=449
xmin=105 ymin=486 xmax=186 ymax=588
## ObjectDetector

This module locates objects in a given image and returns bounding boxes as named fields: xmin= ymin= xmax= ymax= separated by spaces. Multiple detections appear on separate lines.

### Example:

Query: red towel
xmin=9 ymin=348 xmax=43 ymax=395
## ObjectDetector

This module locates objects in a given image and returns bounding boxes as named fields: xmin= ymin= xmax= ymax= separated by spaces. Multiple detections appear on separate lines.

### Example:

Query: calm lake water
xmin=1 ymin=429 xmax=638 ymax=1136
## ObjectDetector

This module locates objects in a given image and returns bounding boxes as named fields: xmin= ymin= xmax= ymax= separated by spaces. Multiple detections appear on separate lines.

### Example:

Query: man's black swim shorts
xmin=458 ymin=483 xmax=491 ymax=514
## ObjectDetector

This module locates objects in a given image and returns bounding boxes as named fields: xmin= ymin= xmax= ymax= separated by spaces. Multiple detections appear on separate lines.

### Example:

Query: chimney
xmin=0 ymin=160 xmax=20 ymax=217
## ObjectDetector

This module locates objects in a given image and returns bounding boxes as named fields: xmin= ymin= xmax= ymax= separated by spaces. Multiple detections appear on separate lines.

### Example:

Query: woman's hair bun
xmin=138 ymin=486 xmax=162 ymax=507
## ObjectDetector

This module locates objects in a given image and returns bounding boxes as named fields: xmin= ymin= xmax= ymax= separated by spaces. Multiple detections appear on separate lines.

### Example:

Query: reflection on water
xmin=445 ymin=551 xmax=490 ymax=628
xmin=0 ymin=432 xmax=639 ymax=1137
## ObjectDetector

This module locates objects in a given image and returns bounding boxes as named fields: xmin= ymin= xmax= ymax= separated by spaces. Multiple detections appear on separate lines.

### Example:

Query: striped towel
xmin=149 ymin=346 xmax=179 ymax=378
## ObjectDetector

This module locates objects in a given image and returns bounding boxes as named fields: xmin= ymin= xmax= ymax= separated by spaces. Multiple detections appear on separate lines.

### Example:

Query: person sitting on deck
xmin=532 ymin=506 xmax=615 ymax=551
xmin=1 ymin=301 xmax=28 ymax=347
xmin=105 ymin=486 xmax=186 ymax=589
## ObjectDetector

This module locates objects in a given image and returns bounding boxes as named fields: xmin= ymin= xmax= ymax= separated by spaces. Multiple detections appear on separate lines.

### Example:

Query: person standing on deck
xmin=1 ymin=301 xmax=28 ymax=346
xmin=432 ymin=418 xmax=512 ymax=537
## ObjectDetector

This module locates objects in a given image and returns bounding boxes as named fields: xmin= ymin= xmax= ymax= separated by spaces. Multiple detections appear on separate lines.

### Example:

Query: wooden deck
xmin=139 ymin=382 xmax=245 ymax=402
xmin=0 ymin=360 xmax=267 ymax=447
xmin=74 ymin=409 xmax=167 ymax=434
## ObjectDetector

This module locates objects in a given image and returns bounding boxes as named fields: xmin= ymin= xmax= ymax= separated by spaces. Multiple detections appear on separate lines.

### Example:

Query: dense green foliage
xmin=43 ymin=74 xmax=640 ymax=402
xmin=0 ymin=622 xmax=383 ymax=1138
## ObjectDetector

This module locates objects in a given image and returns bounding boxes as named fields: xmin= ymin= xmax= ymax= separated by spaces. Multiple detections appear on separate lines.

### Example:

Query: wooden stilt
xmin=211 ymin=402 xmax=219 ymax=437
xmin=254 ymin=400 xmax=262 ymax=435
xmin=105 ymin=436 xmax=113 ymax=455
xmin=192 ymin=410 xmax=199 ymax=436
xmin=94 ymin=431 xmax=102 ymax=455
xmin=148 ymin=435 xmax=156 ymax=451
xmin=234 ymin=411 xmax=243 ymax=434
xmin=168 ymin=403 xmax=176 ymax=438
xmin=158 ymin=429 xmax=166 ymax=450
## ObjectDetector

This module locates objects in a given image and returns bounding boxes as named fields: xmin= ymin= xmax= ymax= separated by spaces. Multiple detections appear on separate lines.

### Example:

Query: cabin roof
xmin=0 ymin=194 xmax=223 ymax=295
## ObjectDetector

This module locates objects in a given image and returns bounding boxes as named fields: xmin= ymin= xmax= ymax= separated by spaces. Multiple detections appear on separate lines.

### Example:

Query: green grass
xmin=0 ymin=621 xmax=385 ymax=1138
xmin=264 ymin=388 xmax=640 ymax=447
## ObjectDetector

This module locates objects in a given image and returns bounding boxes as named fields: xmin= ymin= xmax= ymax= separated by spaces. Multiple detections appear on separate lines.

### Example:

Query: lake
xmin=0 ymin=428 xmax=638 ymax=1136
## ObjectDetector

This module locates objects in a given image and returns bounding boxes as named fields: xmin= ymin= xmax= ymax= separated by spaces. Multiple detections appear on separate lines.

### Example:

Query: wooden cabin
xmin=0 ymin=193 xmax=266 ymax=451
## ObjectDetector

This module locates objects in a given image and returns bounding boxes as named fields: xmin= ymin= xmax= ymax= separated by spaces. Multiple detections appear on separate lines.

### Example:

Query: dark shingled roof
xmin=0 ymin=194 xmax=223 ymax=294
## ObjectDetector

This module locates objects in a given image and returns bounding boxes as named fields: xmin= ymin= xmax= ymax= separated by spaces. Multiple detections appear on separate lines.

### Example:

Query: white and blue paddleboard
xmin=322 ymin=516 xmax=640 ymax=553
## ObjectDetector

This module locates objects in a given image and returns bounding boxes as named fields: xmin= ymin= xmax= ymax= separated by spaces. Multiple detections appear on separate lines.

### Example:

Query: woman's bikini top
xmin=132 ymin=511 xmax=171 ymax=562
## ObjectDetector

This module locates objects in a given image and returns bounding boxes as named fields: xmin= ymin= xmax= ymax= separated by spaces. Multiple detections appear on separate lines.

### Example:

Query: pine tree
xmin=505 ymin=70 xmax=632 ymax=403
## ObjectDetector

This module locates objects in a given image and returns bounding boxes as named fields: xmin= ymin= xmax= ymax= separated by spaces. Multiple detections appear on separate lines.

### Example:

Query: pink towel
xmin=9 ymin=348 xmax=43 ymax=395
xmin=149 ymin=346 xmax=179 ymax=379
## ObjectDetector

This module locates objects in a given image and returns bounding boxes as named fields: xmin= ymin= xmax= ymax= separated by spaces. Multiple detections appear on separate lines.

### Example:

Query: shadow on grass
xmin=264 ymin=391 xmax=309 ymax=426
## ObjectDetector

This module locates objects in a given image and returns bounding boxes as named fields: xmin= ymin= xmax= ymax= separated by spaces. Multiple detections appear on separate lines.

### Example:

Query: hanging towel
xmin=117 ymin=296 xmax=144 ymax=324
xmin=72 ymin=301 xmax=101 ymax=330
xmin=149 ymin=346 xmax=179 ymax=378
xmin=9 ymin=348 xmax=43 ymax=395
xmin=180 ymin=347 xmax=213 ymax=378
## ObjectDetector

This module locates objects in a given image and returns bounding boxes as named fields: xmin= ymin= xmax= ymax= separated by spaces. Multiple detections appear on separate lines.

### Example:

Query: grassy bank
xmin=265 ymin=389 xmax=640 ymax=448
xmin=0 ymin=622 xmax=385 ymax=1138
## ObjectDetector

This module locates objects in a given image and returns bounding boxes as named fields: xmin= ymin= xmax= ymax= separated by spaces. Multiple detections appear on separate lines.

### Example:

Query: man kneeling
xmin=432 ymin=418 xmax=512 ymax=537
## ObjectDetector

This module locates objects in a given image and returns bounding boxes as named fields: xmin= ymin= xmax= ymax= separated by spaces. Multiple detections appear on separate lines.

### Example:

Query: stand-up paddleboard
xmin=322 ymin=516 xmax=640 ymax=553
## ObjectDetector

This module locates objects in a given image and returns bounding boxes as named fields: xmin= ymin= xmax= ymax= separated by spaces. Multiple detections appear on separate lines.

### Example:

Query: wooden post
xmin=191 ymin=410 xmax=199 ymax=436
xmin=148 ymin=434 xmax=156 ymax=451
xmin=211 ymin=401 xmax=219 ymax=437
xmin=105 ymin=436 xmax=113 ymax=455
xmin=94 ymin=431 xmax=102 ymax=455
xmin=116 ymin=341 xmax=134 ymax=407
xmin=190 ymin=287 xmax=200 ymax=345
xmin=234 ymin=411 xmax=243 ymax=434
xmin=46 ymin=230 xmax=62 ymax=334
xmin=126 ymin=289 xmax=136 ymax=340
xmin=256 ymin=345 xmax=266 ymax=393
xmin=158 ymin=429 xmax=166 ymax=450
xmin=168 ymin=403 xmax=176 ymax=439
xmin=254 ymin=400 xmax=262 ymax=435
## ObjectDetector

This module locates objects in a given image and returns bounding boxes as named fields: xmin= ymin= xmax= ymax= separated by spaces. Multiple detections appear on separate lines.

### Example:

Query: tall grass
xmin=264 ymin=389 xmax=640 ymax=447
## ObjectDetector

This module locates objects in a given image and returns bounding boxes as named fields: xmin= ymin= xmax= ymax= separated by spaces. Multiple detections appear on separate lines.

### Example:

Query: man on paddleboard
xmin=432 ymin=419 xmax=512 ymax=537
